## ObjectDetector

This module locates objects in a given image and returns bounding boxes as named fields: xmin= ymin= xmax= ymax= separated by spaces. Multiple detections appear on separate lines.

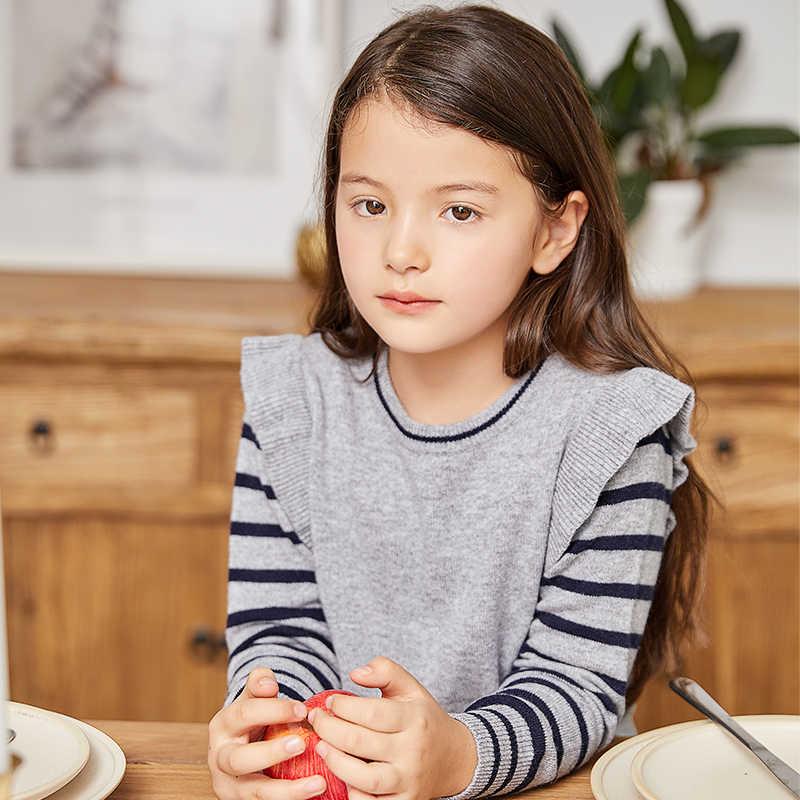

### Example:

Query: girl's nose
xmin=385 ymin=216 xmax=430 ymax=273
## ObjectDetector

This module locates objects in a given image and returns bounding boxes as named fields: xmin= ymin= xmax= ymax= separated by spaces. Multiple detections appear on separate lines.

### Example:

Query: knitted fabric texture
xmin=226 ymin=334 xmax=696 ymax=796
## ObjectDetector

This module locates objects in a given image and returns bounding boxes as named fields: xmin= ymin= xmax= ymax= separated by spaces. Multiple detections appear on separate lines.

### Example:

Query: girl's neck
xmin=386 ymin=347 xmax=515 ymax=425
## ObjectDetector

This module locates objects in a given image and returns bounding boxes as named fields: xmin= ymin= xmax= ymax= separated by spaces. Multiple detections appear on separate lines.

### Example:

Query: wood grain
xmin=6 ymin=516 xmax=229 ymax=722
xmin=640 ymin=286 xmax=799 ymax=380
xmin=0 ymin=382 xmax=196 ymax=486
xmin=88 ymin=720 xmax=211 ymax=765
xmin=693 ymin=382 xmax=799 ymax=535
xmin=0 ymin=273 xmax=313 ymax=364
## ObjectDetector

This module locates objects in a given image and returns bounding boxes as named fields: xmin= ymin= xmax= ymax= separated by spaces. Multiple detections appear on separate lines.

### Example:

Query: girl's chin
xmin=383 ymin=339 xmax=482 ymax=360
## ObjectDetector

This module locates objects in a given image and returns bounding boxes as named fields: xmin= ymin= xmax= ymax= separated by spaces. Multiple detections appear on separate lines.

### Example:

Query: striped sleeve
xmin=225 ymin=414 xmax=340 ymax=704
xmin=450 ymin=428 xmax=674 ymax=796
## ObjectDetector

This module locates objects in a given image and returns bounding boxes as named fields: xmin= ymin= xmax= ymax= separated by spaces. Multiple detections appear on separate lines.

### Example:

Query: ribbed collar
xmin=373 ymin=349 xmax=541 ymax=444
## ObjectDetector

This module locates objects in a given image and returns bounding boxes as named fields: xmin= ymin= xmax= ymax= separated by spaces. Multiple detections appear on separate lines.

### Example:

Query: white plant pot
xmin=627 ymin=179 xmax=709 ymax=301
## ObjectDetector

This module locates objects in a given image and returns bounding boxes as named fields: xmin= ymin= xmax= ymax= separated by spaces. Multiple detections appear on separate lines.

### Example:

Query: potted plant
xmin=553 ymin=0 xmax=799 ymax=297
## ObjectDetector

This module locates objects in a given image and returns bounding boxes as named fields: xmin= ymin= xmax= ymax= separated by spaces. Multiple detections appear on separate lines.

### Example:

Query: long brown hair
xmin=312 ymin=4 xmax=711 ymax=703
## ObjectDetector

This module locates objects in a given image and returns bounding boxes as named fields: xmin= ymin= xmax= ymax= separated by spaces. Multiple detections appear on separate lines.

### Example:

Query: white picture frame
xmin=0 ymin=0 xmax=343 ymax=278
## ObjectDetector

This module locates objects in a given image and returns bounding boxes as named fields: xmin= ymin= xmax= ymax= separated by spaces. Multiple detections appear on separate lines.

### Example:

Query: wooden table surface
xmin=88 ymin=720 xmax=599 ymax=799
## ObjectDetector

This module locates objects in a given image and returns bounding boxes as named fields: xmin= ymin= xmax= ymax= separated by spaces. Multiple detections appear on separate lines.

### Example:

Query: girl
xmin=208 ymin=5 xmax=712 ymax=800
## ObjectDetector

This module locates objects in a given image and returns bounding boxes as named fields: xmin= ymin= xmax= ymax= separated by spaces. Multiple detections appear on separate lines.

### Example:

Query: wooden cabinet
xmin=0 ymin=274 xmax=796 ymax=728
xmin=0 ymin=273 xmax=312 ymax=723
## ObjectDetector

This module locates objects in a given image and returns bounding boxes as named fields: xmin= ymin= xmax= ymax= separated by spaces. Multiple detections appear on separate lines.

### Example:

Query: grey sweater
xmin=226 ymin=333 xmax=696 ymax=796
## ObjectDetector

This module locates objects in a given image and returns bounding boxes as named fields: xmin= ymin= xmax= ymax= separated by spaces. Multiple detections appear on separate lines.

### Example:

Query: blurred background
xmin=2 ymin=0 xmax=798 ymax=286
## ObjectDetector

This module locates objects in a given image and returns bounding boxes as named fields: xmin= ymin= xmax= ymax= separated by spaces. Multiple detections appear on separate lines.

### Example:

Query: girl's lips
xmin=378 ymin=293 xmax=441 ymax=314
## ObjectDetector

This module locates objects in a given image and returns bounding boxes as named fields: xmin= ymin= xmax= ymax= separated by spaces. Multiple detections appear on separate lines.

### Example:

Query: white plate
xmin=46 ymin=718 xmax=126 ymax=800
xmin=631 ymin=715 xmax=800 ymax=800
xmin=7 ymin=703 xmax=91 ymax=800
xmin=590 ymin=719 xmax=707 ymax=800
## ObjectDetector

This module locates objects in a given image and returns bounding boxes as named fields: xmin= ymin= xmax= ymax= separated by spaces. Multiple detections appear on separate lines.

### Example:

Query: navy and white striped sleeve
xmin=451 ymin=428 xmax=675 ymax=796
xmin=225 ymin=413 xmax=340 ymax=704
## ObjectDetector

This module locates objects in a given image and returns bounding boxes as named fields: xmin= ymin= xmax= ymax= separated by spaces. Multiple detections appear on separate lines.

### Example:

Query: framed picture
xmin=0 ymin=0 xmax=343 ymax=277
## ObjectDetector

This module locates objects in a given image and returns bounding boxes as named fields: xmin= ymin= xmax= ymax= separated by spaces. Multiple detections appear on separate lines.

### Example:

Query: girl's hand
xmin=309 ymin=657 xmax=478 ymax=800
xmin=208 ymin=667 xmax=329 ymax=800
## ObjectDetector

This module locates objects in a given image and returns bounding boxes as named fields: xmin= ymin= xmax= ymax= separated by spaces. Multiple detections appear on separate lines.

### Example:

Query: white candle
xmin=0 ymin=486 xmax=9 ymax=772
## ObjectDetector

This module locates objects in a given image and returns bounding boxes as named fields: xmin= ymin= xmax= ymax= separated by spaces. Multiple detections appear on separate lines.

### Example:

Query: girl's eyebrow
xmin=339 ymin=172 xmax=386 ymax=190
xmin=338 ymin=172 xmax=499 ymax=196
xmin=432 ymin=181 xmax=499 ymax=196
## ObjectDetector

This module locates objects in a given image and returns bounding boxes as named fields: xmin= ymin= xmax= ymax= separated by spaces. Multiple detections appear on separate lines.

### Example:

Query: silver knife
xmin=670 ymin=677 xmax=800 ymax=797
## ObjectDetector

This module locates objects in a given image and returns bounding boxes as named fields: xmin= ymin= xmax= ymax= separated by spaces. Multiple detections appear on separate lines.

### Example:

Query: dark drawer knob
xmin=30 ymin=419 xmax=54 ymax=452
xmin=715 ymin=436 xmax=735 ymax=463
xmin=189 ymin=627 xmax=227 ymax=663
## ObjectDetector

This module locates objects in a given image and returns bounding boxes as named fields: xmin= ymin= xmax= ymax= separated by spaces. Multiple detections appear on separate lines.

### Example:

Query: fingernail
xmin=307 ymin=708 xmax=317 ymax=724
xmin=305 ymin=777 xmax=326 ymax=796
xmin=352 ymin=665 xmax=373 ymax=677
xmin=294 ymin=703 xmax=308 ymax=719
xmin=258 ymin=678 xmax=278 ymax=691
xmin=316 ymin=741 xmax=328 ymax=758
xmin=285 ymin=735 xmax=304 ymax=754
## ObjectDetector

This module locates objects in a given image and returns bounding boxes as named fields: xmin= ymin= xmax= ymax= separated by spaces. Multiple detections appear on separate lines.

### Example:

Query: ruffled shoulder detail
xmin=239 ymin=334 xmax=314 ymax=544
xmin=546 ymin=360 xmax=696 ymax=566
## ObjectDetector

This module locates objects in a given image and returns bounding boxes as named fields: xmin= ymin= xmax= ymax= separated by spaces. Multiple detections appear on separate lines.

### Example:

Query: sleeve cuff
xmin=437 ymin=712 xmax=501 ymax=800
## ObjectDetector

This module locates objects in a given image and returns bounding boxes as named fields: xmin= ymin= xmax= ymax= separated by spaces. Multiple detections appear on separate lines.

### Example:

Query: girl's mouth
xmin=378 ymin=292 xmax=441 ymax=314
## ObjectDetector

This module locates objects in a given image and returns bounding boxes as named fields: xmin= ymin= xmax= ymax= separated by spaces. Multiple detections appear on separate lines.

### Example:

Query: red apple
xmin=264 ymin=689 xmax=355 ymax=800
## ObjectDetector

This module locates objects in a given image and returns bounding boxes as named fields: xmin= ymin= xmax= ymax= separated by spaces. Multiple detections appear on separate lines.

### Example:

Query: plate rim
xmin=7 ymin=701 xmax=92 ymax=800
xmin=49 ymin=718 xmax=126 ymax=800
xmin=629 ymin=714 xmax=800 ymax=800
xmin=590 ymin=719 xmax=707 ymax=800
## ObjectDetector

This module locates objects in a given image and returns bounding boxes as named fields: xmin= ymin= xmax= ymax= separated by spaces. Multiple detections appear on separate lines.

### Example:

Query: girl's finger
xmin=217 ymin=734 xmax=308 ymax=777
xmin=323 ymin=694 xmax=407 ymax=733
xmin=315 ymin=739 xmax=400 ymax=796
xmin=244 ymin=667 xmax=281 ymax=698
xmin=227 ymin=696 xmax=308 ymax=738
xmin=310 ymin=709 xmax=392 ymax=763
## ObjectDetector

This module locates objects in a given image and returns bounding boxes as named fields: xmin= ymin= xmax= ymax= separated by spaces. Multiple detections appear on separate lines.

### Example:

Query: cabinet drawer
xmin=0 ymin=383 xmax=197 ymax=487
xmin=695 ymin=382 xmax=799 ymax=534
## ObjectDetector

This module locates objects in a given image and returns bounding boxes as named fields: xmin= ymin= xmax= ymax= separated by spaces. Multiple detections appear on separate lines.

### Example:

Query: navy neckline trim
xmin=374 ymin=362 xmax=542 ymax=443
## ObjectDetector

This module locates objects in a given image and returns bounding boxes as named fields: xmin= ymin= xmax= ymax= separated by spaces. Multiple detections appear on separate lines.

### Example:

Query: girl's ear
xmin=531 ymin=190 xmax=589 ymax=275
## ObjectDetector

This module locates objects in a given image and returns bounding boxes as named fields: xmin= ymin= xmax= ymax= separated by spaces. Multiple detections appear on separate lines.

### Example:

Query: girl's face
xmin=335 ymin=96 xmax=548 ymax=370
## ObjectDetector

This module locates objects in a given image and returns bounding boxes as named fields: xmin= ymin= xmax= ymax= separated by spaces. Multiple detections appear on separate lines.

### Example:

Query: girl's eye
xmin=355 ymin=199 xmax=385 ymax=216
xmin=445 ymin=205 xmax=478 ymax=222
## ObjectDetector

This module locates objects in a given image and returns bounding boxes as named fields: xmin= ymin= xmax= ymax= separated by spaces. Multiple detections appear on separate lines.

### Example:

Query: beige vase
xmin=627 ymin=179 xmax=709 ymax=301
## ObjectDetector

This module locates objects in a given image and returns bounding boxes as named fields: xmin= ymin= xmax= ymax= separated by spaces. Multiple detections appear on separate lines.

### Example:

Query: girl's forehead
xmin=344 ymin=95 xmax=445 ymax=138
xmin=341 ymin=95 xmax=520 ymax=172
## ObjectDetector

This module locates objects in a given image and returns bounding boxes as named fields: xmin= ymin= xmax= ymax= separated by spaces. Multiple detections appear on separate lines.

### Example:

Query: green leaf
xmin=609 ymin=29 xmax=643 ymax=112
xmin=665 ymin=0 xmax=697 ymax=61
xmin=617 ymin=170 xmax=651 ymax=225
xmin=595 ymin=68 xmax=617 ymax=109
xmin=699 ymin=30 xmax=740 ymax=72
xmin=551 ymin=19 xmax=586 ymax=84
xmin=587 ymin=98 xmax=638 ymax=151
xmin=683 ymin=56 xmax=723 ymax=108
xmin=698 ymin=125 xmax=800 ymax=148
xmin=634 ymin=46 xmax=671 ymax=108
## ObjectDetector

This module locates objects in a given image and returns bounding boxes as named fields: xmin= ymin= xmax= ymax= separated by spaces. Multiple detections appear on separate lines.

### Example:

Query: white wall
xmin=341 ymin=0 xmax=800 ymax=287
